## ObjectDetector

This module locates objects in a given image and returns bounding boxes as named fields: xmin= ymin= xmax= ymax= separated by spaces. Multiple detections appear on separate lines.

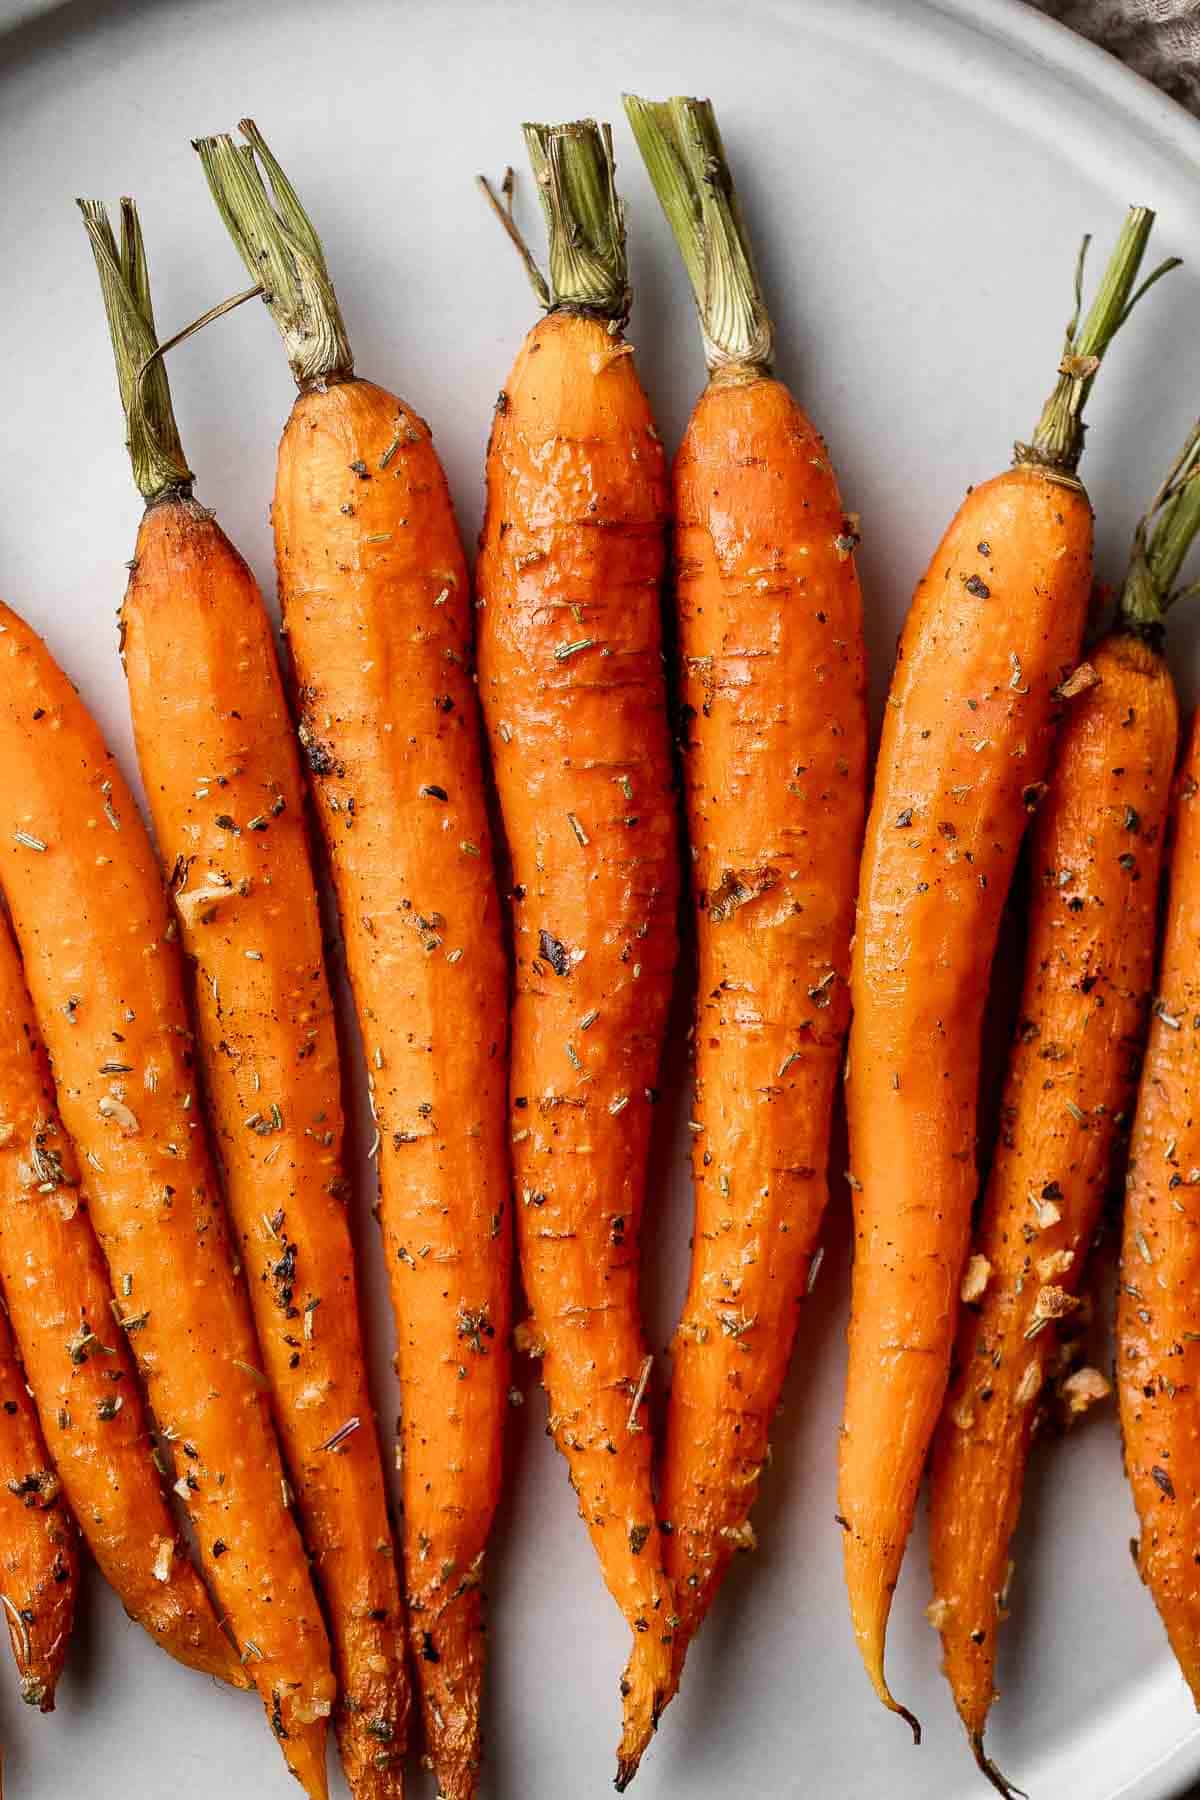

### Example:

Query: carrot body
xmin=0 ymin=899 xmax=244 ymax=1689
xmin=662 ymin=373 xmax=866 ymax=1673
xmin=272 ymin=375 xmax=511 ymax=1800
xmin=841 ymin=466 xmax=1092 ymax=1718
xmin=1118 ymin=709 xmax=1200 ymax=1701
xmin=120 ymin=495 xmax=408 ymax=1796
xmin=0 ymin=601 xmax=334 ymax=1796
xmin=477 ymin=308 xmax=679 ymax=1780
xmin=0 ymin=1293 xmax=76 ymax=1711
xmin=930 ymin=628 xmax=1176 ymax=1757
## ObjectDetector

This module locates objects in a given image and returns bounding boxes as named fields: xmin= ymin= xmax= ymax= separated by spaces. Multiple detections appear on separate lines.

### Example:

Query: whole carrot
xmin=0 ymin=1285 xmax=77 ymax=1712
xmin=930 ymin=428 xmax=1199 ymax=1795
xmin=196 ymin=121 xmax=511 ymax=1800
xmin=1117 ymin=432 xmax=1200 ymax=1710
xmin=839 ymin=208 xmax=1175 ymax=1733
xmin=82 ymin=195 xmax=408 ymax=1800
xmin=623 ymin=94 xmax=867 ymax=1695
xmin=0 ymin=602 xmax=335 ymax=1796
xmin=475 ymin=121 xmax=678 ymax=1787
xmin=0 ymin=893 xmax=245 ymax=1690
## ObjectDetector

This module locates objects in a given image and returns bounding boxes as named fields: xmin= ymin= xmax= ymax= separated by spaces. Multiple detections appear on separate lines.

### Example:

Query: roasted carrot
xmin=839 ymin=207 xmax=1175 ymax=1733
xmin=1117 ymin=427 xmax=1200 ymax=1711
xmin=196 ymin=121 xmax=511 ymax=1800
xmin=82 ymin=195 xmax=408 ymax=1800
xmin=0 ymin=889 xmax=246 ymax=1690
xmin=474 ymin=121 xmax=678 ymax=1788
xmin=929 ymin=430 xmax=1200 ymax=1796
xmin=0 ymin=598 xmax=335 ymax=1795
xmin=0 ymin=1279 xmax=77 ymax=1711
xmin=623 ymin=93 xmax=867 ymax=1694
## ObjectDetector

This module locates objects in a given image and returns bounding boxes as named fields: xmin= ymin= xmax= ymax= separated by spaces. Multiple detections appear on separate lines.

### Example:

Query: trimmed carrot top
xmin=1120 ymin=417 xmax=1200 ymax=640
xmin=623 ymin=94 xmax=771 ymax=373
xmin=194 ymin=118 xmax=353 ymax=385
xmin=1017 ymin=210 xmax=1178 ymax=474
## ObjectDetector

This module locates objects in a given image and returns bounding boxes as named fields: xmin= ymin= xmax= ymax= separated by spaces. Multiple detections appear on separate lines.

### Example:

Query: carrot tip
xmin=971 ymin=1731 xmax=1027 ymax=1799
xmin=895 ymin=1701 xmax=922 ymax=1747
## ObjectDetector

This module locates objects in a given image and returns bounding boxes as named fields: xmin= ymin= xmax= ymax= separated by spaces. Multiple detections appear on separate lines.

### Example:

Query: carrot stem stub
xmin=623 ymin=94 xmax=772 ymax=374
xmin=623 ymin=92 xmax=868 ymax=1707
xmin=477 ymin=118 xmax=678 ymax=1789
xmin=839 ymin=203 xmax=1173 ymax=1736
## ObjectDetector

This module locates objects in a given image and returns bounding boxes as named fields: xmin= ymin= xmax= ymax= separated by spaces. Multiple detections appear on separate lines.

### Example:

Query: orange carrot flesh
xmin=838 ymin=208 xmax=1170 ymax=1727
xmin=0 ymin=895 xmax=245 ymax=1690
xmin=476 ymin=121 xmax=679 ymax=1788
xmin=195 ymin=122 xmax=513 ymax=1800
xmin=0 ymin=600 xmax=334 ymax=1796
xmin=122 ymin=498 xmax=409 ymax=1795
xmin=624 ymin=95 xmax=869 ymax=1694
xmin=0 ymin=1290 xmax=77 ymax=1711
xmin=83 ymin=194 xmax=410 ymax=1799
xmin=929 ymin=627 xmax=1177 ymax=1786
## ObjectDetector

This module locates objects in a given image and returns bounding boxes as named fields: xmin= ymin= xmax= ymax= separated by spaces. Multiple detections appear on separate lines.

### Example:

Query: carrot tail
xmin=409 ymin=1579 xmax=486 ymax=1800
xmin=278 ymin=1708 xmax=330 ymax=1800
xmin=972 ymin=1733 xmax=1028 ymax=1799
xmin=141 ymin=1574 xmax=248 ymax=1686
xmin=614 ymin=1624 xmax=672 ymax=1790
xmin=841 ymin=1521 xmax=922 ymax=1742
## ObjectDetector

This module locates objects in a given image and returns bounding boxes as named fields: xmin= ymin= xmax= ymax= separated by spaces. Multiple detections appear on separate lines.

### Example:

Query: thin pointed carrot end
xmin=970 ymin=1731 xmax=1027 ymax=1799
xmin=896 ymin=1700 xmax=922 ymax=1746
xmin=615 ymin=1623 xmax=670 ymax=1789
xmin=282 ymin=1716 xmax=330 ymax=1800
xmin=861 ymin=1639 xmax=920 ymax=1744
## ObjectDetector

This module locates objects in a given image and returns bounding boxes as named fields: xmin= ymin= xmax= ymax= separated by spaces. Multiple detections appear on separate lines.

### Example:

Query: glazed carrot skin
xmin=83 ymin=189 xmax=408 ymax=1796
xmin=624 ymin=94 xmax=868 ymax=1688
xmin=0 ymin=898 xmax=245 ymax=1690
xmin=0 ymin=601 xmax=334 ymax=1797
xmin=477 ymin=121 xmax=679 ymax=1781
xmin=839 ymin=208 xmax=1169 ymax=1726
xmin=197 ymin=121 xmax=512 ymax=1800
xmin=930 ymin=628 xmax=1176 ymax=1768
xmin=0 ymin=1295 xmax=77 ymax=1711
xmin=122 ymin=498 xmax=408 ymax=1796
xmin=1120 ymin=713 xmax=1200 ymax=1704
xmin=665 ymin=370 xmax=866 ymax=1663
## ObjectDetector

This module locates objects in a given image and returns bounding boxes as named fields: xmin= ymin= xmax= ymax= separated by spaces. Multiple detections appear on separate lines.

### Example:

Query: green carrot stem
xmin=521 ymin=120 xmax=629 ymax=321
xmin=193 ymin=119 xmax=353 ymax=388
xmin=1120 ymin=418 xmax=1200 ymax=639
xmin=623 ymin=94 xmax=771 ymax=374
xmin=1020 ymin=206 xmax=1179 ymax=475
xmin=79 ymin=198 xmax=193 ymax=505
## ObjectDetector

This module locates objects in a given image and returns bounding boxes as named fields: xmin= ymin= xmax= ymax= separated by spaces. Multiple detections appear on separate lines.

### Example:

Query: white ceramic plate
xmin=1 ymin=1 xmax=1200 ymax=1796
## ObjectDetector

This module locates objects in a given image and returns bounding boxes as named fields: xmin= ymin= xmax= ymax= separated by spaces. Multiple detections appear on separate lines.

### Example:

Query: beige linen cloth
xmin=1031 ymin=0 xmax=1200 ymax=110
